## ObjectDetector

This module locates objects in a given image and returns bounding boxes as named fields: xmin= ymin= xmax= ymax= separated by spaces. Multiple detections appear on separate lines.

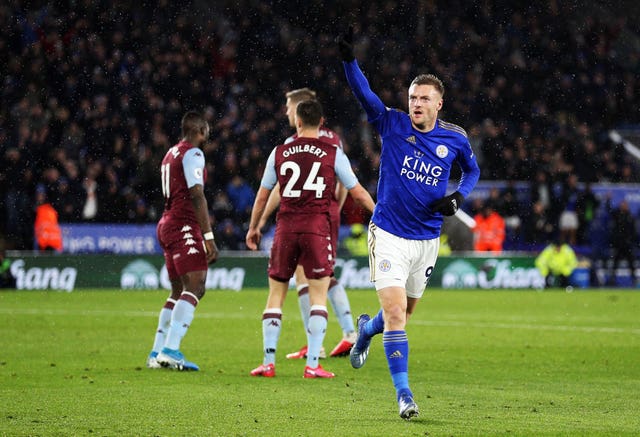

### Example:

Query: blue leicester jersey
xmin=373 ymin=112 xmax=478 ymax=239
xmin=344 ymin=60 xmax=480 ymax=240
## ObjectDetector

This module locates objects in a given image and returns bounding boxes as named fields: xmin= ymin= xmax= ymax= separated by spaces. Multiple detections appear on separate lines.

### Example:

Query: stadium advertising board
xmin=9 ymin=255 xmax=251 ymax=292
xmin=60 ymin=224 xmax=161 ymax=254
xmin=9 ymin=254 xmax=554 ymax=291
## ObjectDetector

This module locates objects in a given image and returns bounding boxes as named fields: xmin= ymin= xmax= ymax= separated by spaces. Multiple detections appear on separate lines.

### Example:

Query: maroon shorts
xmin=268 ymin=229 xmax=333 ymax=282
xmin=157 ymin=219 xmax=208 ymax=279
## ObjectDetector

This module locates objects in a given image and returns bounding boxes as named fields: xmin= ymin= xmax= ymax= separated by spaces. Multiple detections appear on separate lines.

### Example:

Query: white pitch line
xmin=1 ymin=308 xmax=638 ymax=335
xmin=0 ymin=308 xmax=249 ymax=319
xmin=411 ymin=319 xmax=640 ymax=335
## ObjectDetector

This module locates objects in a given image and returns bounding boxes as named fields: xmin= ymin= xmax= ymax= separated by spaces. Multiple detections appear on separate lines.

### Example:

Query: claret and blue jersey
xmin=344 ymin=61 xmax=480 ymax=240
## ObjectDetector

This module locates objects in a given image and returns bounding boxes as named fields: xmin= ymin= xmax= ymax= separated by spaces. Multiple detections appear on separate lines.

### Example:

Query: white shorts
xmin=368 ymin=222 xmax=440 ymax=298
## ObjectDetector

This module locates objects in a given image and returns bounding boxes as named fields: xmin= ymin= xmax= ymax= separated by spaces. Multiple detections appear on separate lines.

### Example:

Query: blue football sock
xmin=383 ymin=330 xmax=410 ymax=396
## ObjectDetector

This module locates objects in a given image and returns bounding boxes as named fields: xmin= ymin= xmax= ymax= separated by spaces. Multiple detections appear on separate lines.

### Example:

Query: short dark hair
xmin=296 ymin=99 xmax=323 ymax=127
xmin=181 ymin=111 xmax=208 ymax=137
xmin=410 ymin=74 xmax=445 ymax=97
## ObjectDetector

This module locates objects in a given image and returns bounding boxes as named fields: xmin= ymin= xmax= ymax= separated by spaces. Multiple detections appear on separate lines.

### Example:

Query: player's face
xmin=408 ymin=84 xmax=443 ymax=132
xmin=285 ymin=98 xmax=298 ymax=127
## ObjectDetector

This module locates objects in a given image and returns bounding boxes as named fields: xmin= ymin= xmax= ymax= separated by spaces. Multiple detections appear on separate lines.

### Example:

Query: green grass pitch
xmin=1 ymin=288 xmax=639 ymax=436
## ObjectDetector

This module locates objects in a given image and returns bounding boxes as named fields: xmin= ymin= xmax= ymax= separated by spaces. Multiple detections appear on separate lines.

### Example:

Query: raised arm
xmin=337 ymin=28 xmax=386 ymax=120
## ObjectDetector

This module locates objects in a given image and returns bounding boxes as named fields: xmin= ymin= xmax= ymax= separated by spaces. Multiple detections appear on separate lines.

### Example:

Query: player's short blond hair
xmin=410 ymin=74 xmax=445 ymax=97
xmin=285 ymin=87 xmax=317 ymax=104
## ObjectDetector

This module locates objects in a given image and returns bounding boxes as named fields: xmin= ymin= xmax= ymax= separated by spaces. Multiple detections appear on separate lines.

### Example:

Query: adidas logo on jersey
xmin=406 ymin=135 xmax=416 ymax=145
xmin=187 ymin=247 xmax=200 ymax=255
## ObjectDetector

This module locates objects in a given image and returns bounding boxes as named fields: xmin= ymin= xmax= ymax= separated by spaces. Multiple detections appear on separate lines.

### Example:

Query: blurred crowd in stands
xmin=0 ymin=0 xmax=639 ymax=259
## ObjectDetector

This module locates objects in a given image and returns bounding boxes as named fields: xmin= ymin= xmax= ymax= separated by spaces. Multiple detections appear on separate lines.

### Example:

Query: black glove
xmin=430 ymin=191 xmax=464 ymax=216
xmin=336 ymin=26 xmax=355 ymax=62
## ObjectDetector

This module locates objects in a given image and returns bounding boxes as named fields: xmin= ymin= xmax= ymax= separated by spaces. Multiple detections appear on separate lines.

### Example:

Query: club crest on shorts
xmin=378 ymin=259 xmax=392 ymax=272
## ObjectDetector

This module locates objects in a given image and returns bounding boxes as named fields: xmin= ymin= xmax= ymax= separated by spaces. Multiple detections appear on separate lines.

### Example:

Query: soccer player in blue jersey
xmin=337 ymin=28 xmax=480 ymax=419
